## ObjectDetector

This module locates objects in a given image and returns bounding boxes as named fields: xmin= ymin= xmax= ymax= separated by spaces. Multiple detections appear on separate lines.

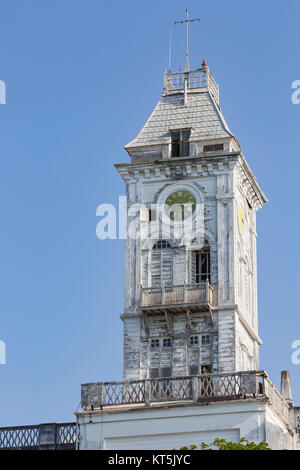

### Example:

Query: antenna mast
xmin=174 ymin=9 xmax=200 ymax=72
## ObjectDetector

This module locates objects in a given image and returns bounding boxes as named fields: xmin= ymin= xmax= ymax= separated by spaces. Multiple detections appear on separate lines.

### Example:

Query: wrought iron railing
xmin=0 ymin=422 xmax=77 ymax=450
xmin=141 ymin=281 xmax=213 ymax=308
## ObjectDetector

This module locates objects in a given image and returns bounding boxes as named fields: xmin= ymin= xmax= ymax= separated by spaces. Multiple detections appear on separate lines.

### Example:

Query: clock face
xmin=238 ymin=204 xmax=245 ymax=235
xmin=165 ymin=191 xmax=196 ymax=221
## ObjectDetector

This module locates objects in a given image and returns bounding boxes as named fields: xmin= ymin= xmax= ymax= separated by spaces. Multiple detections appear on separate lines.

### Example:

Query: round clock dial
xmin=165 ymin=191 xmax=196 ymax=221
xmin=238 ymin=204 xmax=245 ymax=235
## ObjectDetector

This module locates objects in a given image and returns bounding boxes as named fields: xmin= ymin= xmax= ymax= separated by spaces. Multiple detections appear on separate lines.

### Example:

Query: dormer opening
xmin=171 ymin=129 xmax=191 ymax=157
xmin=203 ymin=143 xmax=224 ymax=153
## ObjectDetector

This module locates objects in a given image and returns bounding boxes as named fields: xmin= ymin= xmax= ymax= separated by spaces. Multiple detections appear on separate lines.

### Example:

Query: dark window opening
xmin=151 ymin=339 xmax=160 ymax=349
xmin=189 ymin=336 xmax=199 ymax=346
xmin=149 ymin=367 xmax=172 ymax=379
xmin=189 ymin=364 xmax=212 ymax=376
xmin=201 ymin=365 xmax=212 ymax=374
xmin=163 ymin=338 xmax=172 ymax=348
xmin=161 ymin=367 xmax=172 ymax=378
xmin=201 ymin=335 xmax=211 ymax=346
xmin=194 ymin=247 xmax=211 ymax=283
xmin=203 ymin=144 xmax=224 ymax=152
xmin=171 ymin=129 xmax=191 ymax=157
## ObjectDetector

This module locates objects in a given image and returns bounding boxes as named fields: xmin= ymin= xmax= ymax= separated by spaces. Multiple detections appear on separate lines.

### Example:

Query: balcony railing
xmin=295 ymin=407 xmax=300 ymax=433
xmin=141 ymin=281 xmax=213 ymax=310
xmin=163 ymin=69 xmax=219 ymax=105
xmin=81 ymin=371 xmax=298 ymax=432
xmin=0 ymin=422 xmax=77 ymax=450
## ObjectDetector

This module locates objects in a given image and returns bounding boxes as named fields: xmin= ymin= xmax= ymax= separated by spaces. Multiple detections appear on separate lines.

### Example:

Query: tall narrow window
xmin=191 ymin=247 xmax=211 ymax=283
xmin=151 ymin=240 xmax=172 ymax=286
xmin=171 ymin=129 xmax=191 ymax=157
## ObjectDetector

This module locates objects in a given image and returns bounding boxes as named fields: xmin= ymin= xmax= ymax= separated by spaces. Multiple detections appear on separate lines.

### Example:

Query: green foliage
xmin=179 ymin=437 xmax=271 ymax=450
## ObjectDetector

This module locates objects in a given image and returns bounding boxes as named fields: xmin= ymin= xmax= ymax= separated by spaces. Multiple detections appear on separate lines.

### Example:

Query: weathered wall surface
xmin=119 ymin=152 xmax=263 ymax=380
xmin=265 ymin=405 xmax=295 ymax=450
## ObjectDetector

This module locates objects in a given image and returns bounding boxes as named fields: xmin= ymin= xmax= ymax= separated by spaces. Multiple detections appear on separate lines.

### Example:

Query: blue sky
xmin=0 ymin=0 xmax=299 ymax=426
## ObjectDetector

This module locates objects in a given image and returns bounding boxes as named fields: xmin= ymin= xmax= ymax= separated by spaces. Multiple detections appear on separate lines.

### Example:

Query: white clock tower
xmin=116 ymin=61 xmax=267 ymax=382
xmin=77 ymin=60 xmax=299 ymax=451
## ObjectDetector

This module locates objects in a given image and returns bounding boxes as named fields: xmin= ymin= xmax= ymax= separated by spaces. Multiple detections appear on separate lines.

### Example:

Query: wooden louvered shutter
xmin=180 ymin=129 xmax=191 ymax=157
xmin=190 ymin=250 xmax=197 ymax=284
xmin=151 ymin=251 xmax=161 ymax=286
xmin=161 ymin=367 xmax=172 ymax=378
xmin=189 ymin=365 xmax=199 ymax=375
xmin=151 ymin=248 xmax=172 ymax=287
xmin=150 ymin=368 xmax=159 ymax=379
xmin=161 ymin=250 xmax=172 ymax=285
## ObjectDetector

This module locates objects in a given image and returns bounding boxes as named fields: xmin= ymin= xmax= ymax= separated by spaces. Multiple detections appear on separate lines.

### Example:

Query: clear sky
xmin=0 ymin=0 xmax=299 ymax=426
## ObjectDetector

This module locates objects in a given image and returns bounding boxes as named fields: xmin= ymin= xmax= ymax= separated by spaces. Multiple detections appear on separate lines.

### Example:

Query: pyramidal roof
xmin=125 ymin=64 xmax=234 ymax=150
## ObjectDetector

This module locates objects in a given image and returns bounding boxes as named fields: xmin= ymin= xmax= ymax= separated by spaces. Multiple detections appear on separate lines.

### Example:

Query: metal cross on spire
xmin=174 ymin=9 xmax=200 ymax=72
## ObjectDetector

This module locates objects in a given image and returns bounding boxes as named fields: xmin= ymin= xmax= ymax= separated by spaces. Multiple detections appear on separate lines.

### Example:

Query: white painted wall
xmin=77 ymin=400 xmax=295 ymax=450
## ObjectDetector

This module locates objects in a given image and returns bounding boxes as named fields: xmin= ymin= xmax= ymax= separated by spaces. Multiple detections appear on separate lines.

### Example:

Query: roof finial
xmin=174 ymin=9 xmax=200 ymax=72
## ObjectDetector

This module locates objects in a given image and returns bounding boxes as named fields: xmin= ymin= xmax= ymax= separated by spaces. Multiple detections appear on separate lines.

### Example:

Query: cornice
xmin=115 ymin=153 xmax=239 ymax=184
xmin=237 ymin=154 xmax=268 ymax=209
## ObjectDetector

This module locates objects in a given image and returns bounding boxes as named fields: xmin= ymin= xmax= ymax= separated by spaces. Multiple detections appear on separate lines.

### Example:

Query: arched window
xmin=151 ymin=240 xmax=172 ymax=286
xmin=190 ymin=240 xmax=211 ymax=284
xmin=153 ymin=240 xmax=171 ymax=250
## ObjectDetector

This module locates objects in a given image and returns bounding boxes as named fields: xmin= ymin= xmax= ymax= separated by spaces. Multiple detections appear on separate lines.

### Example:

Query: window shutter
xmin=161 ymin=367 xmax=172 ymax=378
xmin=180 ymin=141 xmax=189 ymax=157
xmin=151 ymin=246 xmax=172 ymax=287
xmin=150 ymin=368 xmax=159 ymax=379
xmin=151 ymin=251 xmax=161 ymax=286
xmin=189 ymin=365 xmax=199 ymax=375
xmin=182 ymin=129 xmax=191 ymax=141
xmin=180 ymin=129 xmax=191 ymax=157
xmin=190 ymin=251 xmax=197 ymax=284
xmin=161 ymin=250 xmax=172 ymax=285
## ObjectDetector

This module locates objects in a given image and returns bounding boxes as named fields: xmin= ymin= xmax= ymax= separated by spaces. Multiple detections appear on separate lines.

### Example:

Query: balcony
xmin=141 ymin=281 xmax=213 ymax=314
xmin=163 ymin=68 xmax=219 ymax=106
xmin=80 ymin=371 xmax=297 ymax=433
xmin=0 ymin=422 xmax=77 ymax=450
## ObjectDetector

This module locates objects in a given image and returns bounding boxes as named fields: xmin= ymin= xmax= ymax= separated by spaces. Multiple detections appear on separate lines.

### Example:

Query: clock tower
xmin=115 ymin=62 xmax=267 ymax=381
xmin=78 ymin=58 xmax=299 ymax=452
